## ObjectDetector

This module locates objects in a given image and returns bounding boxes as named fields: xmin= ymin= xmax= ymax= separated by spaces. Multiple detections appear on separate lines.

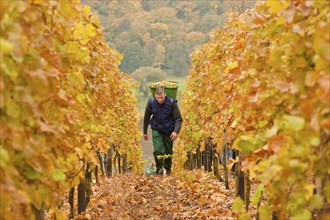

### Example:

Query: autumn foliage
xmin=0 ymin=0 xmax=141 ymax=218
xmin=176 ymin=1 xmax=329 ymax=219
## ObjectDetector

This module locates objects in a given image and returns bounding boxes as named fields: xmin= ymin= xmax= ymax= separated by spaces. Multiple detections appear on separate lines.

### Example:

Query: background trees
xmin=131 ymin=67 xmax=167 ymax=96
xmin=81 ymin=0 xmax=254 ymax=76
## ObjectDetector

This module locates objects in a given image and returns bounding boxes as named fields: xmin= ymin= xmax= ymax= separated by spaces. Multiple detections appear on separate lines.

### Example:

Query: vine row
xmin=0 ymin=1 xmax=142 ymax=219
xmin=175 ymin=1 xmax=329 ymax=219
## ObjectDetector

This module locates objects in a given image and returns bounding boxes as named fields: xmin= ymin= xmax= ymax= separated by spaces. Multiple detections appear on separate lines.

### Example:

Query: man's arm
xmin=143 ymin=103 xmax=152 ymax=134
xmin=173 ymin=103 xmax=182 ymax=134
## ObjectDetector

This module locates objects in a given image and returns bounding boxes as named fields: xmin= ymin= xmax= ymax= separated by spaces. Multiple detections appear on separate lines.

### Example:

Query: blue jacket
xmin=149 ymin=96 xmax=175 ymax=135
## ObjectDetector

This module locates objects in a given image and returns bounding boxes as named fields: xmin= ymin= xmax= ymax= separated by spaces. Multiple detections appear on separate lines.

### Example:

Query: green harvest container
xmin=149 ymin=81 xmax=179 ymax=99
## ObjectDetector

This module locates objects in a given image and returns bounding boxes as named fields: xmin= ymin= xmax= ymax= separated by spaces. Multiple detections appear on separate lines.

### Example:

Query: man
xmin=143 ymin=86 xmax=182 ymax=175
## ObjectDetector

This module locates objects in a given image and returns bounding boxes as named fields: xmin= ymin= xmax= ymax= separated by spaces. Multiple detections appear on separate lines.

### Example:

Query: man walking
xmin=143 ymin=86 xmax=182 ymax=175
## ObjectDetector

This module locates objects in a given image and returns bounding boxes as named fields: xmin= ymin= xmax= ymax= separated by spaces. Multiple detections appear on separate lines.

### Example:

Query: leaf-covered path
xmin=75 ymin=171 xmax=237 ymax=219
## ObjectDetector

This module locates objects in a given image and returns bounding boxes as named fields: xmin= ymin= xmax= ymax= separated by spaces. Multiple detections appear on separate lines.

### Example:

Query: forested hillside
xmin=81 ymin=0 xmax=254 ymax=76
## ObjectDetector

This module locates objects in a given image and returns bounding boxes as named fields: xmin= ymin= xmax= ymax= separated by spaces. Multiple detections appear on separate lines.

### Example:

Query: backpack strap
xmin=148 ymin=98 xmax=154 ymax=109
xmin=149 ymin=97 xmax=176 ymax=113
xmin=170 ymin=98 xmax=177 ymax=114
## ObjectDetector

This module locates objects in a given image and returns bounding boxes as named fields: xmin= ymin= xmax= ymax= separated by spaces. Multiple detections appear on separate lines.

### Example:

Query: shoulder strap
xmin=149 ymin=97 xmax=175 ymax=112
xmin=148 ymin=98 xmax=154 ymax=109
xmin=170 ymin=98 xmax=177 ymax=114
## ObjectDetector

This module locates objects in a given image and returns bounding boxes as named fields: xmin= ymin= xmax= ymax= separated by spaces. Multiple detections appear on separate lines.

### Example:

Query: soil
xmin=72 ymin=171 xmax=237 ymax=220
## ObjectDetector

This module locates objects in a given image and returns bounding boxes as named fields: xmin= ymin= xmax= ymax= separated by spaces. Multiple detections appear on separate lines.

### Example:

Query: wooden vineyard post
xmin=184 ymin=152 xmax=188 ymax=169
xmin=204 ymin=138 xmax=212 ymax=172
xmin=78 ymin=160 xmax=86 ymax=214
xmin=106 ymin=146 xmax=113 ymax=177
xmin=236 ymin=152 xmax=245 ymax=200
xmin=117 ymin=151 xmax=122 ymax=174
xmin=189 ymin=151 xmax=194 ymax=170
xmin=192 ymin=152 xmax=197 ymax=169
xmin=77 ymin=179 xmax=86 ymax=214
xmin=223 ymin=129 xmax=229 ymax=189
xmin=113 ymin=153 xmax=117 ymax=174
xmin=213 ymin=150 xmax=222 ymax=182
xmin=208 ymin=139 xmax=212 ymax=172
xmin=31 ymin=203 xmax=46 ymax=220
xmin=184 ymin=150 xmax=198 ymax=170
xmin=213 ymin=151 xmax=218 ymax=178
xmin=85 ymin=163 xmax=92 ymax=207
xmin=112 ymin=146 xmax=121 ymax=175
xmin=245 ymin=171 xmax=251 ymax=212
xmin=69 ymin=187 xmax=75 ymax=219
xmin=203 ymin=141 xmax=207 ymax=171
xmin=97 ymin=150 xmax=105 ymax=175
xmin=197 ymin=146 xmax=202 ymax=169
xmin=123 ymin=153 xmax=127 ymax=173
xmin=95 ymin=166 xmax=99 ymax=184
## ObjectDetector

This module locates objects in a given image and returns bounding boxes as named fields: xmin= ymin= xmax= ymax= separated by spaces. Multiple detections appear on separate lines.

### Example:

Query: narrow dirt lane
xmin=78 ymin=171 xmax=237 ymax=219
xmin=139 ymin=117 xmax=155 ymax=170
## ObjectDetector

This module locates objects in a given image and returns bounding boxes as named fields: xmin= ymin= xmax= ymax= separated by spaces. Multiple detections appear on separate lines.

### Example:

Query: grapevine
xmin=149 ymin=81 xmax=179 ymax=89
xmin=176 ymin=0 xmax=329 ymax=218
xmin=0 ymin=0 xmax=142 ymax=218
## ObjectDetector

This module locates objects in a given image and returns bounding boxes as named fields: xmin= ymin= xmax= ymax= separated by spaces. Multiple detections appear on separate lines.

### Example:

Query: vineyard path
xmin=58 ymin=118 xmax=237 ymax=219
xmin=69 ymin=170 xmax=238 ymax=220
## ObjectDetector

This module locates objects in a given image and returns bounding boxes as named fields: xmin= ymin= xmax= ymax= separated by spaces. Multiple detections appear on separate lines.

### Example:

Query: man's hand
xmin=170 ymin=132 xmax=178 ymax=141
xmin=143 ymin=134 xmax=148 ymax=141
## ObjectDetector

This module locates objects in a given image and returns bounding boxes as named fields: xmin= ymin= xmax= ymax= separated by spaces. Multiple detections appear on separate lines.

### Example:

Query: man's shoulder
xmin=167 ymin=96 xmax=177 ymax=104
xmin=170 ymin=98 xmax=178 ymax=106
xmin=146 ymin=98 xmax=154 ymax=110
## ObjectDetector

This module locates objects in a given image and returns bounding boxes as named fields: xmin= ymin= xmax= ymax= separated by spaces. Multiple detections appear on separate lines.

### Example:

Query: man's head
xmin=155 ymin=86 xmax=166 ymax=104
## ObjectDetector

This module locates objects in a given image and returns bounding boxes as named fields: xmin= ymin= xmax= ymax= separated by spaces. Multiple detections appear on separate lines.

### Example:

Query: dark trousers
xmin=152 ymin=129 xmax=173 ymax=172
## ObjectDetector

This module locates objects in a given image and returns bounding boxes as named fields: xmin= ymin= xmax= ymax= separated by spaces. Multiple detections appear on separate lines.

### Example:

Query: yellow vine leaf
xmin=0 ymin=37 xmax=13 ymax=54
xmin=51 ymin=169 xmax=66 ymax=182
xmin=291 ymin=209 xmax=312 ymax=220
xmin=68 ymin=71 xmax=85 ymax=91
xmin=251 ymin=184 xmax=264 ymax=205
xmin=269 ymin=47 xmax=283 ymax=68
xmin=275 ymin=16 xmax=286 ymax=26
xmin=73 ymin=22 xmax=96 ymax=45
xmin=0 ymin=147 xmax=9 ymax=168
xmin=5 ymin=98 xmax=21 ymax=119
xmin=266 ymin=0 xmax=288 ymax=14
xmin=258 ymin=206 xmax=271 ymax=219
xmin=83 ymin=5 xmax=91 ymax=17
xmin=282 ymin=115 xmax=305 ymax=131
xmin=224 ymin=61 xmax=238 ymax=73
xmin=309 ymin=194 xmax=324 ymax=210
xmin=232 ymin=197 xmax=244 ymax=212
